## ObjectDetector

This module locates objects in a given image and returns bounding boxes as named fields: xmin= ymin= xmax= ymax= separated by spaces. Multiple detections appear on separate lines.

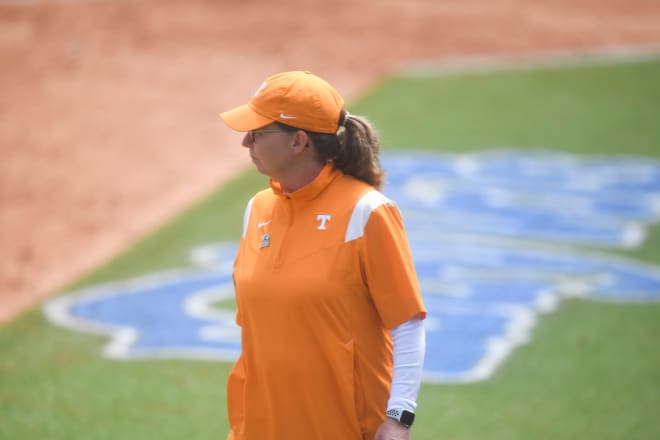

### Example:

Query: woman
xmin=220 ymin=70 xmax=426 ymax=440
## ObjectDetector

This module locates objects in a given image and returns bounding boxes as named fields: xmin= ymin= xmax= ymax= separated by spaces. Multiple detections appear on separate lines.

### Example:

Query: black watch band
xmin=386 ymin=408 xmax=415 ymax=428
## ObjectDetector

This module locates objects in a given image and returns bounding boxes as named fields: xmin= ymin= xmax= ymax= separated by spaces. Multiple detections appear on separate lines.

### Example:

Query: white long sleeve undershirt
xmin=387 ymin=317 xmax=426 ymax=413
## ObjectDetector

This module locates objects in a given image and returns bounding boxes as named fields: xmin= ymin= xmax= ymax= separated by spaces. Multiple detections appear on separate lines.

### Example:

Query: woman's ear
xmin=291 ymin=130 xmax=309 ymax=153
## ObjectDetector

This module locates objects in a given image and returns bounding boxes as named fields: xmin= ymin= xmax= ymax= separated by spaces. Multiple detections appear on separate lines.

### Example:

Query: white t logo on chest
xmin=316 ymin=214 xmax=332 ymax=230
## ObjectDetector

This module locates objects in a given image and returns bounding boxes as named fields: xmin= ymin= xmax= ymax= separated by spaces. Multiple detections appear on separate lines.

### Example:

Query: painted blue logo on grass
xmin=44 ymin=150 xmax=660 ymax=383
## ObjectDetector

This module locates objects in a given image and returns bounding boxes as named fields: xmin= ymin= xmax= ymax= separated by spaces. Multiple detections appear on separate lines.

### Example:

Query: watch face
xmin=400 ymin=410 xmax=415 ymax=427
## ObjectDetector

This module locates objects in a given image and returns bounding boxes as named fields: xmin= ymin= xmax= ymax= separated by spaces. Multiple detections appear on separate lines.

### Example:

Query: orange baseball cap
xmin=220 ymin=71 xmax=344 ymax=135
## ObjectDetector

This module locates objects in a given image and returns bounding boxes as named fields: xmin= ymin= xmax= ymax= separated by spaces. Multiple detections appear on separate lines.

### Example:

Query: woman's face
xmin=242 ymin=124 xmax=297 ymax=179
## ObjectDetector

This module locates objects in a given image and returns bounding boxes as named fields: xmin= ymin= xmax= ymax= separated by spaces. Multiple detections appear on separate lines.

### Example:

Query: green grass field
xmin=2 ymin=57 xmax=660 ymax=439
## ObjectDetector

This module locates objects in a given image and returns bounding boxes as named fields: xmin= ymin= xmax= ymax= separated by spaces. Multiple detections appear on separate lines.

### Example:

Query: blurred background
xmin=2 ymin=0 xmax=660 ymax=323
xmin=3 ymin=1 xmax=660 ymax=439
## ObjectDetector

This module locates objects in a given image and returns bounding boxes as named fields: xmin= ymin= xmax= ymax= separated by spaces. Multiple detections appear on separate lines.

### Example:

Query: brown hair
xmin=275 ymin=110 xmax=385 ymax=189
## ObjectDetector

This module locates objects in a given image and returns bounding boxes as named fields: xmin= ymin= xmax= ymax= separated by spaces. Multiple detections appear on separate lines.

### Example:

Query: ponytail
xmin=337 ymin=113 xmax=384 ymax=189
xmin=295 ymin=110 xmax=384 ymax=189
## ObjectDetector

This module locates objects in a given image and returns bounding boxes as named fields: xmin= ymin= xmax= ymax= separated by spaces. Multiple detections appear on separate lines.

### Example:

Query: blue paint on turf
xmin=44 ymin=151 xmax=660 ymax=383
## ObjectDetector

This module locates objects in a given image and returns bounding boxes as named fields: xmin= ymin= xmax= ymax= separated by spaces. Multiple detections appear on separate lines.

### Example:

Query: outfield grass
xmin=2 ymin=58 xmax=660 ymax=439
xmin=420 ymin=300 xmax=660 ymax=439
xmin=355 ymin=58 xmax=660 ymax=157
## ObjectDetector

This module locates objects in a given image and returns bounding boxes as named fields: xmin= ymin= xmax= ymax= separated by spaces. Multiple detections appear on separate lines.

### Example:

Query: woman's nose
xmin=241 ymin=133 xmax=252 ymax=148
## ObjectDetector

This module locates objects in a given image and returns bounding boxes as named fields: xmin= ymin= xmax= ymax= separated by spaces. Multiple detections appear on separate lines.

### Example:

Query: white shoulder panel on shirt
xmin=345 ymin=190 xmax=395 ymax=243
xmin=242 ymin=196 xmax=256 ymax=239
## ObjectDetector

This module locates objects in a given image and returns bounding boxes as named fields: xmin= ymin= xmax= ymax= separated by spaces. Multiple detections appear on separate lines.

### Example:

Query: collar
xmin=270 ymin=163 xmax=338 ymax=201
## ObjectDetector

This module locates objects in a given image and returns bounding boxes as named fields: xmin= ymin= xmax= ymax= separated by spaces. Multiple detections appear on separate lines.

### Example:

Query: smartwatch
xmin=386 ymin=408 xmax=415 ymax=428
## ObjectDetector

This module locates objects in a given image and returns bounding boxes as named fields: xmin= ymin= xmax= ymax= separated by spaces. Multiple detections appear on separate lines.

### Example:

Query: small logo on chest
xmin=259 ymin=233 xmax=270 ymax=249
xmin=316 ymin=214 xmax=332 ymax=230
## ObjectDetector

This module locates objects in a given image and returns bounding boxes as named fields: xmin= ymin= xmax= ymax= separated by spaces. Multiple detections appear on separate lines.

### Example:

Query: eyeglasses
xmin=247 ymin=129 xmax=284 ymax=143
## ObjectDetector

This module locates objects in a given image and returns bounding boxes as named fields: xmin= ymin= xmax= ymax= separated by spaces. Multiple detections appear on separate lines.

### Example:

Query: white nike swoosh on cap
xmin=279 ymin=112 xmax=297 ymax=119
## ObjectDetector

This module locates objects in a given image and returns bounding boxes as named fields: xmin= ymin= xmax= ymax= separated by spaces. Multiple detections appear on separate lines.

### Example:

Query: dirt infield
xmin=2 ymin=0 xmax=660 ymax=325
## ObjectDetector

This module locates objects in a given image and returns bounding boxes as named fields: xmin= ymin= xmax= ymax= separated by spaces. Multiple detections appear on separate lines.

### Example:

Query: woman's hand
xmin=374 ymin=417 xmax=411 ymax=440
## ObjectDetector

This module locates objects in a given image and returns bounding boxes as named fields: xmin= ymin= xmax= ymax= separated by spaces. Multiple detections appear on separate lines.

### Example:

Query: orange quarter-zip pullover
xmin=227 ymin=163 xmax=426 ymax=440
